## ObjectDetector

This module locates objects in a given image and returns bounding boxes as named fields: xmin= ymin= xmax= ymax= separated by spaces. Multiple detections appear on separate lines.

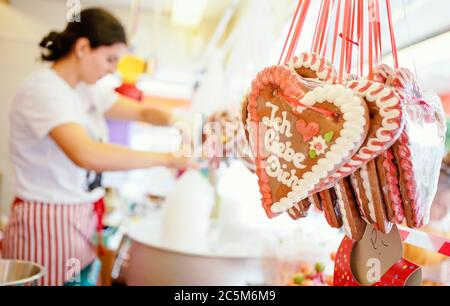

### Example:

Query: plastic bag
xmin=394 ymin=90 xmax=446 ymax=228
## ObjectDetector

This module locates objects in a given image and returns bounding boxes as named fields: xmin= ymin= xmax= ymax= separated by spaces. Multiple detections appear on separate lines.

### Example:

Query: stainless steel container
xmin=0 ymin=260 xmax=45 ymax=286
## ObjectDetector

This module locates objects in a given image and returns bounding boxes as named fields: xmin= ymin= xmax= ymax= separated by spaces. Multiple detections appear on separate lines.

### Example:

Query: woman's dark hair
xmin=39 ymin=8 xmax=127 ymax=61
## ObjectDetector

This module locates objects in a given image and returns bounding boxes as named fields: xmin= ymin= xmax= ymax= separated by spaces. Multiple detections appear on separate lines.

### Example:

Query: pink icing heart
xmin=296 ymin=119 xmax=320 ymax=142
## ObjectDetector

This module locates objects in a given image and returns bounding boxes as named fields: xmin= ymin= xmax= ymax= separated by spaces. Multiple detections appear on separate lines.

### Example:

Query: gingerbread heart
xmin=247 ymin=65 xmax=370 ymax=217
xmin=328 ymin=80 xmax=404 ymax=182
xmin=392 ymin=92 xmax=445 ymax=228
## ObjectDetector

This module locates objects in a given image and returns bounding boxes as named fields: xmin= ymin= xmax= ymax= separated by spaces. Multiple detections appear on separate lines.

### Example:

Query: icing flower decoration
xmin=310 ymin=136 xmax=328 ymax=157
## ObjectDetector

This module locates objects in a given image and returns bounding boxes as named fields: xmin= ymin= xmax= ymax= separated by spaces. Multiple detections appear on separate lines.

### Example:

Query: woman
xmin=2 ymin=8 xmax=193 ymax=286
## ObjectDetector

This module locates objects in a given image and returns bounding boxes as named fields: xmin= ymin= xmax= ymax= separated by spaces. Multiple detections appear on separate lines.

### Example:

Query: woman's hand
xmin=165 ymin=154 xmax=198 ymax=170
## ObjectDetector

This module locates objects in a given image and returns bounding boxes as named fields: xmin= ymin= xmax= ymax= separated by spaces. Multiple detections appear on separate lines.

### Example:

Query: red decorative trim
xmin=334 ymin=80 xmax=403 ymax=179
xmin=381 ymin=149 xmax=404 ymax=223
xmin=248 ymin=65 xmax=306 ymax=218
xmin=396 ymin=129 xmax=420 ymax=226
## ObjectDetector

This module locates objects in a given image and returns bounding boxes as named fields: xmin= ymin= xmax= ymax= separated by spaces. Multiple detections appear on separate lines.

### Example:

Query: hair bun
xmin=39 ymin=31 xmax=70 ymax=61
xmin=38 ymin=8 xmax=127 ymax=62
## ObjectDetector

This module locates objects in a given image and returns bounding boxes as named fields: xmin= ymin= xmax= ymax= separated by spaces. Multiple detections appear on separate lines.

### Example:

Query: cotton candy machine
xmin=112 ymin=167 xmax=341 ymax=286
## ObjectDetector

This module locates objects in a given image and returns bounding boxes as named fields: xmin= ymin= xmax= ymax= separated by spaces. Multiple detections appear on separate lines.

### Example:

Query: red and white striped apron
xmin=2 ymin=198 xmax=100 ymax=286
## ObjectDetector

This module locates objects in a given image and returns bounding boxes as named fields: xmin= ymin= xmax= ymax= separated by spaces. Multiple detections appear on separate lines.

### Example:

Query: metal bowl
xmin=121 ymin=236 xmax=267 ymax=286
xmin=0 ymin=260 xmax=45 ymax=286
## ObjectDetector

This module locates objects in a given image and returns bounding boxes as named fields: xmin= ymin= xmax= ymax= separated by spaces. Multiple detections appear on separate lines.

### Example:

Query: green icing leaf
xmin=324 ymin=131 xmax=334 ymax=142
xmin=309 ymin=150 xmax=317 ymax=159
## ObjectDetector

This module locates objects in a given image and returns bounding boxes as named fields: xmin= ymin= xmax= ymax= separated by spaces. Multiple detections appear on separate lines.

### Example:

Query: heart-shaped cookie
xmin=392 ymin=93 xmax=444 ymax=228
xmin=247 ymin=65 xmax=370 ymax=217
xmin=328 ymin=80 xmax=404 ymax=182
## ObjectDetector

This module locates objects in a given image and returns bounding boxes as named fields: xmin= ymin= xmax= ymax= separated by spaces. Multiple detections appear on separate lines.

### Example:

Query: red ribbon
xmin=278 ymin=0 xmax=303 ymax=65
xmin=376 ymin=0 xmax=383 ymax=64
xmin=339 ymin=33 xmax=359 ymax=46
xmin=278 ymin=0 xmax=312 ymax=65
xmin=278 ymin=92 xmax=338 ymax=118
xmin=412 ymin=97 xmax=431 ymax=108
xmin=320 ymin=0 xmax=333 ymax=55
xmin=386 ymin=0 xmax=399 ymax=69
xmin=93 ymin=198 xmax=106 ymax=256
xmin=338 ymin=0 xmax=352 ymax=83
xmin=358 ymin=0 xmax=364 ymax=76
xmin=311 ymin=0 xmax=324 ymax=53
xmin=320 ymin=0 xmax=334 ymax=57
xmin=331 ymin=0 xmax=342 ymax=64
xmin=368 ymin=1 xmax=374 ymax=80
xmin=313 ymin=0 xmax=332 ymax=55
xmin=346 ymin=0 xmax=356 ymax=75
xmin=280 ymin=0 xmax=399 ymax=83
xmin=285 ymin=0 xmax=312 ymax=65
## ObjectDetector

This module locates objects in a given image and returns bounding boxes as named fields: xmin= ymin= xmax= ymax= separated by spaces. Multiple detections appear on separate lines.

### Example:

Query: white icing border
xmin=359 ymin=165 xmax=377 ymax=223
xmin=270 ymin=85 xmax=367 ymax=214
xmin=350 ymin=174 xmax=370 ymax=224
xmin=288 ymin=52 xmax=336 ymax=84
xmin=335 ymin=184 xmax=352 ymax=239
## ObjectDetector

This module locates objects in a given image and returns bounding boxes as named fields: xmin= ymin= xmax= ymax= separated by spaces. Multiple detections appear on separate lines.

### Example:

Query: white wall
xmin=0 ymin=3 xmax=48 ymax=215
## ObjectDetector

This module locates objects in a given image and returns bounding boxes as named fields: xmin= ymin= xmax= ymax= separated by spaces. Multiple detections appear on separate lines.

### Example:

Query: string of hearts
xmin=273 ymin=0 xmax=450 ymax=258
xmin=278 ymin=0 xmax=399 ymax=83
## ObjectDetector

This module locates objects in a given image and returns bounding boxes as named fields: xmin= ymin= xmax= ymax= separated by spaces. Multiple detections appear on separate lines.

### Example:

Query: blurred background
xmin=2 ymin=0 xmax=450 ymax=213
xmin=0 ymin=0 xmax=449 ymax=286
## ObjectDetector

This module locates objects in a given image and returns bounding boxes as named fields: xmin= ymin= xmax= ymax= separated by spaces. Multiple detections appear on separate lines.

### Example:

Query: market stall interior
xmin=0 ymin=0 xmax=450 ymax=286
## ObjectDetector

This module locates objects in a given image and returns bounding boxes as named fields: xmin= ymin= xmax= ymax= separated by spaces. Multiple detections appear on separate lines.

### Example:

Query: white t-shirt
xmin=10 ymin=68 xmax=118 ymax=204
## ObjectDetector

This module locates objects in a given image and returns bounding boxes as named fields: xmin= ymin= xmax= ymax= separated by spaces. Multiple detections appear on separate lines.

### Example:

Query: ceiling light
xmin=171 ymin=0 xmax=208 ymax=28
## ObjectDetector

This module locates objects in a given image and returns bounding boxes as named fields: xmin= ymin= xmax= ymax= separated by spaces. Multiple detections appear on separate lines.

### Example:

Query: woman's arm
xmin=105 ymin=96 xmax=173 ymax=126
xmin=50 ymin=123 xmax=193 ymax=172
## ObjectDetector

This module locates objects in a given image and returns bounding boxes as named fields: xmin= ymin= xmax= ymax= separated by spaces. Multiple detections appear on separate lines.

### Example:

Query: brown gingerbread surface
xmin=320 ymin=188 xmax=343 ymax=229
xmin=295 ymin=67 xmax=319 ymax=80
xmin=310 ymin=193 xmax=322 ymax=211
xmin=255 ymin=86 xmax=346 ymax=206
xmin=335 ymin=178 xmax=367 ymax=241
xmin=351 ymin=161 xmax=393 ymax=234
xmin=288 ymin=198 xmax=312 ymax=220
xmin=376 ymin=149 xmax=404 ymax=224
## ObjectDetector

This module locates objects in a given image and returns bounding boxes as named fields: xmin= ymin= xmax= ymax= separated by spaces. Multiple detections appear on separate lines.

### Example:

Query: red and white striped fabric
xmin=2 ymin=198 xmax=97 ymax=286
